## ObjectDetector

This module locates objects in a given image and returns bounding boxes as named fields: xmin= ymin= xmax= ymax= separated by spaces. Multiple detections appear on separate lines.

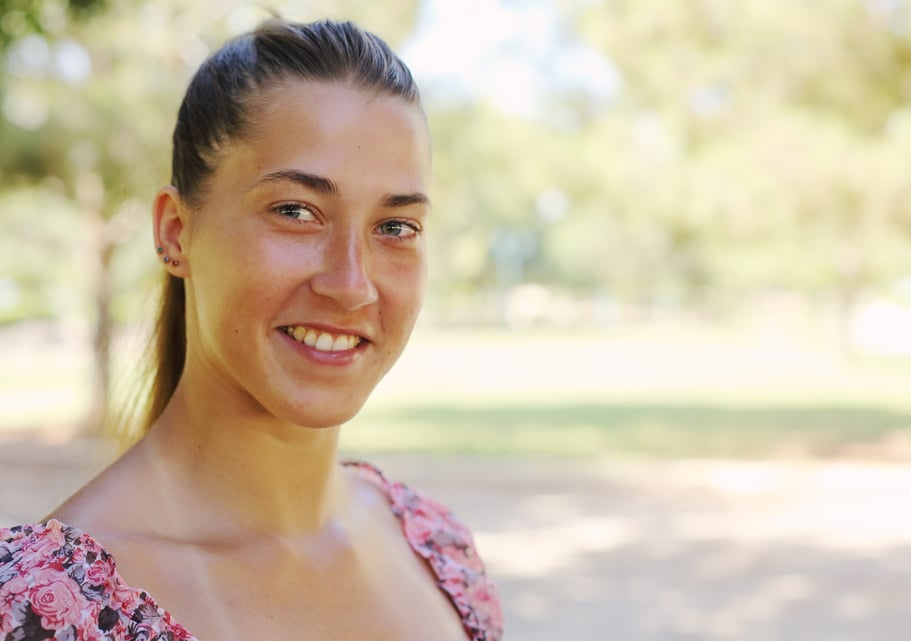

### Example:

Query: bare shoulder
xmin=46 ymin=444 xmax=151 ymax=541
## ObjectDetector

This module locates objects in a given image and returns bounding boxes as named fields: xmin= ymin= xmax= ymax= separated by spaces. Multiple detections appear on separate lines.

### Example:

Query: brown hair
xmin=141 ymin=18 xmax=421 ymax=433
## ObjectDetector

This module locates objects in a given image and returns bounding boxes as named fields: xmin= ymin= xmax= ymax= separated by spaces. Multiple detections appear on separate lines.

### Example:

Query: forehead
xmin=216 ymin=80 xmax=431 ymax=195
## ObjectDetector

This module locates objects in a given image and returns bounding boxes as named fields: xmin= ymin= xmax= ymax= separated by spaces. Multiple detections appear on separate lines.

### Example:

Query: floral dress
xmin=0 ymin=461 xmax=503 ymax=641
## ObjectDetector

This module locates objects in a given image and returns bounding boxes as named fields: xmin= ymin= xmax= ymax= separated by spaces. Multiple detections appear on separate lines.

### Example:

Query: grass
xmin=3 ymin=321 xmax=911 ymax=458
xmin=339 ymin=324 xmax=911 ymax=458
xmin=342 ymin=401 xmax=911 ymax=458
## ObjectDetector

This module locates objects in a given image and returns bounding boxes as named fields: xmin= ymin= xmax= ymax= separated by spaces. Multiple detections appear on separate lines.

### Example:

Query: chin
xmin=276 ymin=401 xmax=367 ymax=430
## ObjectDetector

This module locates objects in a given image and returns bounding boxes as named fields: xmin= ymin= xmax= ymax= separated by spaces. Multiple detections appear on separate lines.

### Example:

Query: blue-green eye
xmin=274 ymin=203 xmax=317 ymax=222
xmin=377 ymin=220 xmax=421 ymax=238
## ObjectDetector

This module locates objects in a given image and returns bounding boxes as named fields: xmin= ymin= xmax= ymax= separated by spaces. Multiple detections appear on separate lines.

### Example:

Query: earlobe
xmin=153 ymin=186 xmax=190 ymax=275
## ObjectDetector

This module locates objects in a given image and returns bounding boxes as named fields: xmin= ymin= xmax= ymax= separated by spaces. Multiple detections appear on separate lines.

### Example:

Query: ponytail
xmin=142 ymin=273 xmax=185 ymax=433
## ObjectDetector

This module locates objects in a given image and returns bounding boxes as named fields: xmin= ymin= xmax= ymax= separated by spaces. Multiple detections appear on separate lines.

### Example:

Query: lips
xmin=281 ymin=325 xmax=363 ymax=352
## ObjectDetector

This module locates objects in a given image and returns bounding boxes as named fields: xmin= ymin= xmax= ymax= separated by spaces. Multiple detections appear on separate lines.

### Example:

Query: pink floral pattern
xmin=0 ymin=461 xmax=503 ymax=641
xmin=345 ymin=461 xmax=503 ymax=641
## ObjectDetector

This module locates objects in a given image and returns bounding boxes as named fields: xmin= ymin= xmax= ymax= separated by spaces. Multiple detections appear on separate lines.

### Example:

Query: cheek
xmin=214 ymin=233 xmax=308 ymax=295
xmin=385 ymin=258 xmax=427 ymax=327
xmin=188 ymin=231 xmax=274 ymax=330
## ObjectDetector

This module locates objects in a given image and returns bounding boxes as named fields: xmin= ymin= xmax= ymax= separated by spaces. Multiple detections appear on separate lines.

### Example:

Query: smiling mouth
xmin=282 ymin=325 xmax=364 ymax=352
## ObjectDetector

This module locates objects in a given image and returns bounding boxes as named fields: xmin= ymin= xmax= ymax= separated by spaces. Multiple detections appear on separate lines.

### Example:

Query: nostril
xmin=309 ymin=240 xmax=379 ymax=310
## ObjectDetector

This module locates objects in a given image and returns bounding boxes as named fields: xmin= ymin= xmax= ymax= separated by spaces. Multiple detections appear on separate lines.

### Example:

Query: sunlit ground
xmin=458 ymin=458 xmax=911 ymax=641
xmin=2 ymin=318 xmax=910 ymax=640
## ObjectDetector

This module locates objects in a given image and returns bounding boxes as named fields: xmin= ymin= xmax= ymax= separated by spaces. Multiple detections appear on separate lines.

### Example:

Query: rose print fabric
xmin=0 ymin=461 xmax=503 ymax=641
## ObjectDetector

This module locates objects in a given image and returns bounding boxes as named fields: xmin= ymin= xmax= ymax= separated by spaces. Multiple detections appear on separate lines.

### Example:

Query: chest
xmin=115 ymin=532 xmax=468 ymax=641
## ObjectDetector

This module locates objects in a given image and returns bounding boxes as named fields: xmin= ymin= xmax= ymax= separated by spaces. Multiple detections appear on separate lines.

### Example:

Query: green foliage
xmin=3 ymin=0 xmax=911 ymax=330
xmin=0 ymin=0 xmax=426 ymax=326
xmin=416 ymin=0 xmax=911 ymax=321
xmin=0 ymin=0 xmax=105 ymax=49
xmin=300 ymin=0 xmax=420 ymax=47
xmin=0 ymin=185 xmax=89 ymax=323
xmin=558 ymin=0 xmax=911 ymax=302
xmin=0 ymin=0 xmax=194 ymax=344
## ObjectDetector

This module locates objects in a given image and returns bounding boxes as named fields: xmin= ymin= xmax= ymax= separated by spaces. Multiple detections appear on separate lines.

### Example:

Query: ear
xmin=153 ymin=185 xmax=190 ymax=276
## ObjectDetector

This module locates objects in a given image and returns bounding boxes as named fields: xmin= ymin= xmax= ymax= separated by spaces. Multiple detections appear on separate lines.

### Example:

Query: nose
xmin=309 ymin=228 xmax=379 ymax=310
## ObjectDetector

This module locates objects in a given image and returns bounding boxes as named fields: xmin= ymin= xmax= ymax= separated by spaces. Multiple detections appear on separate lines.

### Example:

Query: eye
xmin=376 ymin=219 xmax=422 ymax=239
xmin=272 ymin=202 xmax=318 ymax=222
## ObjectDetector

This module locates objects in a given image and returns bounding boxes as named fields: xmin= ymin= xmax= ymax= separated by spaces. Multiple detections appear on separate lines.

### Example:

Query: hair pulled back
xmin=143 ymin=19 xmax=421 ymax=433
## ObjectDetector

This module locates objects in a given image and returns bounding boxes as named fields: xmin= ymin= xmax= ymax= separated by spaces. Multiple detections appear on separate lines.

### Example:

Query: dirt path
xmin=1 ymin=434 xmax=909 ymax=641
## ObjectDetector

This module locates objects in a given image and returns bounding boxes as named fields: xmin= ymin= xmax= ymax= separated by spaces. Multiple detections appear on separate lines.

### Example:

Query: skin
xmin=51 ymin=81 xmax=467 ymax=641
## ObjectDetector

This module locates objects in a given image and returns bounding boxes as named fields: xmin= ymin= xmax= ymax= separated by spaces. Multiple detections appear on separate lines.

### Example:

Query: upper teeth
xmin=285 ymin=326 xmax=362 ymax=351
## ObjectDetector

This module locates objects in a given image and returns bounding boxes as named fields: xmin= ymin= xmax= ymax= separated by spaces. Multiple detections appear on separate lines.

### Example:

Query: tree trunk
xmin=836 ymin=282 xmax=857 ymax=363
xmin=80 ymin=214 xmax=114 ymax=436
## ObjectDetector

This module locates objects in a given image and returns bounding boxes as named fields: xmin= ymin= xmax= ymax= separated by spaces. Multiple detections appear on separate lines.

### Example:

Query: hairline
xmin=179 ymin=77 xmax=427 ymax=213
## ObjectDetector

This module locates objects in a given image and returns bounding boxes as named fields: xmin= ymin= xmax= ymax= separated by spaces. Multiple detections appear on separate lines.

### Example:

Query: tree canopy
xmin=2 ymin=0 xmax=910 ymax=350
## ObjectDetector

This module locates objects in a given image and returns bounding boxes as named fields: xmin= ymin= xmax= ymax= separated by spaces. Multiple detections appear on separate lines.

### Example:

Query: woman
xmin=0 ymin=18 xmax=502 ymax=641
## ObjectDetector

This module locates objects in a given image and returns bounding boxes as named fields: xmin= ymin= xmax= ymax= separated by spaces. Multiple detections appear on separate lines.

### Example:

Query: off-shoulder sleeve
xmin=0 ymin=520 xmax=193 ymax=641
xmin=345 ymin=461 xmax=504 ymax=641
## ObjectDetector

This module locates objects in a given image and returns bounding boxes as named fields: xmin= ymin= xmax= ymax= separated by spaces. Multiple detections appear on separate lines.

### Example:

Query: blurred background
xmin=1 ymin=1 xmax=910 ymax=639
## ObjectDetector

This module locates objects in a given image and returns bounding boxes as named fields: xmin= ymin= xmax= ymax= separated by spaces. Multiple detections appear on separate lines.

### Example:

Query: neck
xmin=140 ymin=378 xmax=349 ymax=539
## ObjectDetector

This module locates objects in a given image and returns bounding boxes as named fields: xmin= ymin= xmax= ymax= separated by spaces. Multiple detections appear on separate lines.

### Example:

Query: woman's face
xmin=175 ymin=81 xmax=431 ymax=429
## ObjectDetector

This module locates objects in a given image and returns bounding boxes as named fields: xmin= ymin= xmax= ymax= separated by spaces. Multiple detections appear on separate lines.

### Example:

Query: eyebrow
xmin=382 ymin=193 xmax=431 ymax=209
xmin=250 ymin=169 xmax=340 ymax=197
xmin=250 ymin=168 xmax=430 ymax=209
